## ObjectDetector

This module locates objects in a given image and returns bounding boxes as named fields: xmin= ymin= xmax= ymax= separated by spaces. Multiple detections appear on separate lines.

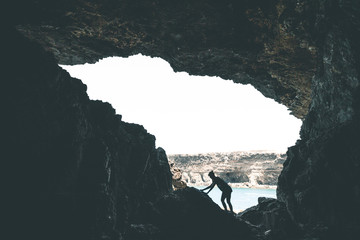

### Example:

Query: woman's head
xmin=208 ymin=171 xmax=215 ymax=178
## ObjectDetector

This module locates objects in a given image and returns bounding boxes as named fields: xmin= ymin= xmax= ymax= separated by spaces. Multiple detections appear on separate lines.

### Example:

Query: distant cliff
xmin=168 ymin=151 xmax=286 ymax=188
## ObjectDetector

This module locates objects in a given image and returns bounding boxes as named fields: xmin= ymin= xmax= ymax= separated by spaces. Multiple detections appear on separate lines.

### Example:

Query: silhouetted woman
xmin=201 ymin=171 xmax=234 ymax=213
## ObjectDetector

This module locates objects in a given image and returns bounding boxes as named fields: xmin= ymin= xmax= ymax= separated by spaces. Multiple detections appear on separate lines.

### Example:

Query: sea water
xmin=194 ymin=186 xmax=276 ymax=213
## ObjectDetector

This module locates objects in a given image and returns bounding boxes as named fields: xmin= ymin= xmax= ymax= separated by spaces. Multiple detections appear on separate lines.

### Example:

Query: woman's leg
xmin=226 ymin=192 xmax=234 ymax=213
xmin=221 ymin=192 xmax=228 ymax=211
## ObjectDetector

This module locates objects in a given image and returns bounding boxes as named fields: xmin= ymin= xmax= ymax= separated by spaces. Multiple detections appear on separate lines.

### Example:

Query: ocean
xmin=194 ymin=186 xmax=276 ymax=213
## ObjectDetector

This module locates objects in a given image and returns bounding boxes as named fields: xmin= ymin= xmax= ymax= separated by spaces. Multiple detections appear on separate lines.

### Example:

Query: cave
xmin=4 ymin=1 xmax=360 ymax=240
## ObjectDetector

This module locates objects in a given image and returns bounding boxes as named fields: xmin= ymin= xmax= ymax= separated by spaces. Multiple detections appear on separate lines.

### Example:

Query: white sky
xmin=61 ymin=54 xmax=302 ymax=154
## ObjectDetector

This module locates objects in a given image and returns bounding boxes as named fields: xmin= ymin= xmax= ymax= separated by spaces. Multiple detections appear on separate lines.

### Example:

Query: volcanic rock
xmin=9 ymin=0 xmax=317 ymax=119
xmin=169 ymin=161 xmax=187 ymax=190
xmin=153 ymin=187 xmax=259 ymax=240
xmin=3 ymin=28 xmax=172 ymax=240
xmin=239 ymin=197 xmax=299 ymax=240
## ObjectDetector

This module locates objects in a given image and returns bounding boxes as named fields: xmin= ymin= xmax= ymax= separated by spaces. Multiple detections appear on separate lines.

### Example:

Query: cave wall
xmin=3 ymin=0 xmax=360 ymax=239
xmin=3 ymin=28 xmax=172 ymax=240
xmin=277 ymin=1 xmax=360 ymax=238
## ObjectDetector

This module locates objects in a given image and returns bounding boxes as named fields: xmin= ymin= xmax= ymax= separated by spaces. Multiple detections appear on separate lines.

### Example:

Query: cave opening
xmin=62 ymin=54 xmax=301 ymax=154
xmin=62 ymin=54 xmax=302 ymax=211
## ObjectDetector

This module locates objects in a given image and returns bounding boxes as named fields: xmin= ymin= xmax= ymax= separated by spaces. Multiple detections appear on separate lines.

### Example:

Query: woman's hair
xmin=208 ymin=171 xmax=215 ymax=177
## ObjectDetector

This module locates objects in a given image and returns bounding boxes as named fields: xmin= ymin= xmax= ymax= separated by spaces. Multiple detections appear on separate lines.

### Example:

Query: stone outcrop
xmin=3 ymin=28 xmax=172 ymax=240
xmin=169 ymin=161 xmax=187 ymax=190
xmin=169 ymin=151 xmax=286 ymax=188
xmin=124 ymin=187 xmax=262 ymax=240
xmin=151 ymin=187 xmax=258 ymax=240
xmin=239 ymin=198 xmax=299 ymax=240
xmin=4 ymin=0 xmax=360 ymax=239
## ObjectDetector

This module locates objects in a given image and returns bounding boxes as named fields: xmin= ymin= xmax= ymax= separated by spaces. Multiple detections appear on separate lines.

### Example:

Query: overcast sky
xmin=61 ymin=54 xmax=302 ymax=154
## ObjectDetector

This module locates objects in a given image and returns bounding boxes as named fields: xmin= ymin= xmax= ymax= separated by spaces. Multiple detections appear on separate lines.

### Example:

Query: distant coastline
xmin=169 ymin=150 xmax=286 ymax=189
xmin=228 ymin=183 xmax=277 ymax=189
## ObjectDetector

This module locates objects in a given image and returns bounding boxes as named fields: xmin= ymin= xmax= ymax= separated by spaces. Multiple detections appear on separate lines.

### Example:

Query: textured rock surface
xmin=169 ymin=161 xmax=187 ymax=190
xmin=277 ymin=1 xmax=360 ymax=238
xmin=124 ymin=188 xmax=261 ymax=240
xmin=169 ymin=151 xmax=286 ymax=188
xmin=239 ymin=197 xmax=299 ymax=240
xmin=9 ymin=0 xmax=317 ymax=118
xmin=3 ymin=28 xmax=172 ymax=240
xmin=152 ymin=187 xmax=258 ymax=240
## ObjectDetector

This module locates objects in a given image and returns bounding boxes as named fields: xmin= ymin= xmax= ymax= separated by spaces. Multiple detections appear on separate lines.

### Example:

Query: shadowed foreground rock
xmin=126 ymin=187 xmax=259 ymax=240
xmin=239 ymin=198 xmax=299 ymax=240
xmin=3 ymin=28 xmax=172 ymax=240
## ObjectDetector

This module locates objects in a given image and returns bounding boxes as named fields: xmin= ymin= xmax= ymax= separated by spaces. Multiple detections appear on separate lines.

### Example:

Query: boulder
xmin=169 ymin=161 xmax=187 ymax=190
xmin=153 ymin=187 xmax=259 ymax=240
xmin=239 ymin=198 xmax=299 ymax=240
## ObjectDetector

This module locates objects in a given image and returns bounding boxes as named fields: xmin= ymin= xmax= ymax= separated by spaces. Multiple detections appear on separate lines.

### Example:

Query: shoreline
xmin=189 ymin=183 xmax=277 ymax=190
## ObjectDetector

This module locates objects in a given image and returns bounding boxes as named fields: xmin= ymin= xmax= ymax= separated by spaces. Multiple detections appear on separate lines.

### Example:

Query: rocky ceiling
xmin=12 ymin=0 xmax=318 ymax=119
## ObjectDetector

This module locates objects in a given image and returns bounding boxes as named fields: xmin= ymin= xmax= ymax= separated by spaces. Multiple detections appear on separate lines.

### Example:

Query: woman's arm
xmin=201 ymin=184 xmax=212 ymax=191
xmin=201 ymin=182 xmax=215 ymax=194
xmin=206 ymin=183 xmax=215 ymax=194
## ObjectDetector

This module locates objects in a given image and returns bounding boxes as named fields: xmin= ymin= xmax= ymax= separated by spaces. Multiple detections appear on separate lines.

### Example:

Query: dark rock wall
xmin=3 ymin=28 xmax=172 ymax=240
xmin=277 ymin=0 xmax=360 ymax=238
